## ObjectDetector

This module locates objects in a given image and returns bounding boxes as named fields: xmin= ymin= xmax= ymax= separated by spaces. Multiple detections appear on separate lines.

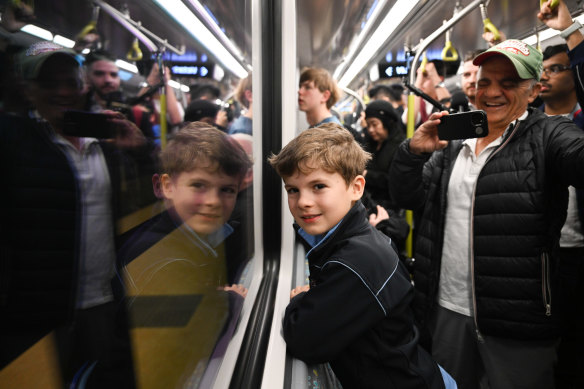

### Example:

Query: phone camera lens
xmin=471 ymin=112 xmax=483 ymax=125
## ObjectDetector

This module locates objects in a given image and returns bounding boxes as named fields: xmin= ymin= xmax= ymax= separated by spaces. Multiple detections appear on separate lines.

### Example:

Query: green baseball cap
xmin=473 ymin=39 xmax=543 ymax=81
xmin=17 ymin=41 xmax=79 ymax=81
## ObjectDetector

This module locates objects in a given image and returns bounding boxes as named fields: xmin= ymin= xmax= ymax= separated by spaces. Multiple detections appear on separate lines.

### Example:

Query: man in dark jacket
xmin=0 ymin=42 xmax=144 ymax=387
xmin=389 ymin=39 xmax=584 ymax=389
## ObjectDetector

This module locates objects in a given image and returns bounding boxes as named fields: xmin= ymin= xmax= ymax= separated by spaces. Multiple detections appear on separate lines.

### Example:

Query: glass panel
xmin=0 ymin=0 xmax=254 ymax=387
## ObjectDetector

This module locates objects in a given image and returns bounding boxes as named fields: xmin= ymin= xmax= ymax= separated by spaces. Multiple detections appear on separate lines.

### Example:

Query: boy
xmin=117 ymin=123 xmax=251 ymax=387
xmin=298 ymin=67 xmax=342 ymax=127
xmin=269 ymin=123 xmax=455 ymax=389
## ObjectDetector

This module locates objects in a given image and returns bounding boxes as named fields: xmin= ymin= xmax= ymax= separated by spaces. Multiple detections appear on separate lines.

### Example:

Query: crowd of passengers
xmin=0 ymin=0 xmax=583 ymax=388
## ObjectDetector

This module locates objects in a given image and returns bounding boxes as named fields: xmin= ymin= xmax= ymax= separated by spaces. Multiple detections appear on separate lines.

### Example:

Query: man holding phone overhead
xmin=0 ymin=41 xmax=143 ymax=387
xmin=389 ymin=39 xmax=584 ymax=389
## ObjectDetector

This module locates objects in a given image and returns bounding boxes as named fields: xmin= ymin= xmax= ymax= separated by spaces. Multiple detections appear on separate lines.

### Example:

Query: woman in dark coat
xmin=362 ymin=99 xmax=409 ymax=253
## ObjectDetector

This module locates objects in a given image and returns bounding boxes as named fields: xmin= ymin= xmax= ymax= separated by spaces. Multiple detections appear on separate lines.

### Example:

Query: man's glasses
xmin=542 ymin=64 xmax=571 ymax=77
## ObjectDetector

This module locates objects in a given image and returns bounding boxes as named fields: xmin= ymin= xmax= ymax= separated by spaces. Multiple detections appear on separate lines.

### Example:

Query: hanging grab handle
xmin=76 ymin=5 xmax=100 ymax=41
xmin=126 ymin=38 xmax=143 ymax=61
xmin=420 ymin=51 xmax=428 ymax=74
xmin=441 ymin=25 xmax=459 ymax=61
xmin=540 ymin=0 xmax=559 ymax=10
xmin=480 ymin=3 xmax=501 ymax=42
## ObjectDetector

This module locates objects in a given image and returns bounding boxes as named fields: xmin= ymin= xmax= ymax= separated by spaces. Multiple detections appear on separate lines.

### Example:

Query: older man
xmin=389 ymin=39 xmax=584 ymax=389
xmin=0 ymin=42 xmax=142 ymax=387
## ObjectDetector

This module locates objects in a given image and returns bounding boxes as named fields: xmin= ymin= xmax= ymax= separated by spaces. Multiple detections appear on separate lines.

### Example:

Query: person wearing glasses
xmin=539 ymin=1 xmax=584 ymax=387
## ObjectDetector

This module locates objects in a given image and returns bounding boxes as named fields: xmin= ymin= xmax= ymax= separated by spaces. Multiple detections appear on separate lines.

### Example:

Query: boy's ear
xmin=160 ymin=173 xmax=175 ymax=199
xmin=321 ymin=89 xmax=331 ymax=104
xmin=351 ymin=175 xmax=366 ymax=200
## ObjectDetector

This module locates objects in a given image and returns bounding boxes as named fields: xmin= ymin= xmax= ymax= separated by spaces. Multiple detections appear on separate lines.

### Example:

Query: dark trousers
xmin=556 ymin=246 xmax=584 ymax=389
xmin=55 ymin=302 xmax=136 ymax=389
xmin=430 ymin=305 xmax=558 ymax=389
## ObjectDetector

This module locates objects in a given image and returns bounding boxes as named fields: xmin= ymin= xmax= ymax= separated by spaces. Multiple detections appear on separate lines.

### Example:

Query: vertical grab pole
xmin=157 ymin=52 xmax=167 ymax=149
xmin=406 ymin=93 xmax=416 ymax=258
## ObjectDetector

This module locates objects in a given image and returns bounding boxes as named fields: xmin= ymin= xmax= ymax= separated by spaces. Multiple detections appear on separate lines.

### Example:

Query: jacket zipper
xmin=469 ymin=121 xmax=520 ymax=342
xmin=542 ymin=252 xmax=552 ymax=316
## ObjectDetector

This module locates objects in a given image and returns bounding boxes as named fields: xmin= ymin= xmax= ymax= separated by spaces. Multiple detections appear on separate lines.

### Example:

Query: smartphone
xmin=62 ymin=110 xmax=117 ymax=138
xmin=437 ymin=110 xmax=489 ymax=140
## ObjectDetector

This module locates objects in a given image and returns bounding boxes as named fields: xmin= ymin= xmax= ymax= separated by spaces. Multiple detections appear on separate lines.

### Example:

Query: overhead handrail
xmin=92 ymin=0 xmax=185 ymax=56
xmin=341 ymin=86 xmax=365 ymax=112
xmin=409 ymin=0 xmax=485 ymax=86
xmin=480 ymin=2 xmax=501 ymax=43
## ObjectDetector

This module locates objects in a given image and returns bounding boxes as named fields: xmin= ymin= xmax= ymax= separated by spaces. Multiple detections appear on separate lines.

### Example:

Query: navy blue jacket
xmin=283 ymin=202 xmax=444 ymax=389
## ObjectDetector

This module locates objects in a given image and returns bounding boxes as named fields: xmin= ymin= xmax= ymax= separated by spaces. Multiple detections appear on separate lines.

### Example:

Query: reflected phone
xmin=63 ymin=110 xmax=117 ymax=138
xmin=437 ymin=110 xmax=489 ymax=140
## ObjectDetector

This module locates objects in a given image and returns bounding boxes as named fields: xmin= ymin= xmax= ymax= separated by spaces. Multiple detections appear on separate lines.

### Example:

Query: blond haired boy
xmin=269 ymin=123 xmax=456 ymax=389
xmin=298 ymin=67 xmax=342 ymax=127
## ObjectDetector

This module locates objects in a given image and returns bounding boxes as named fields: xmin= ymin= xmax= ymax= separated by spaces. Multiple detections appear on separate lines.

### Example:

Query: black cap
xmin=184 ymin=99 xmax=219 ymax=122
xmin=365 ymin=100 xmax=400 ymax=131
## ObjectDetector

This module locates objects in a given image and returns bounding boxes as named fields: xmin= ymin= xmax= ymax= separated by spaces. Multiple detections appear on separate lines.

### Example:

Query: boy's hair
xmin=268 ymin=123 xmax=371 ymax=186
xmin=234 ymin=73 xmax=252 ymax=109
xmin=160 ymin=122 xmax=252 ymax=180
xmin=299 ymin=67 xmax=341 ymax=109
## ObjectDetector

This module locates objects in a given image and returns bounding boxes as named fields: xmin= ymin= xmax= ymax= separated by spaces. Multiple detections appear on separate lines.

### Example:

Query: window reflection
xmin=0 ymin=0 xmax=255 ymax=387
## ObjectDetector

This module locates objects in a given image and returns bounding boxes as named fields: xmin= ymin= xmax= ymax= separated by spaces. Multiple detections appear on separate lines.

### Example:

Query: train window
xmin=0 ymin=0 xmax=258 ymax=388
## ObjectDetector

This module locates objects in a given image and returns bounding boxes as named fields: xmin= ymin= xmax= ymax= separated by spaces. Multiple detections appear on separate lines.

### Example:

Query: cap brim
xmin=473 ymin=50 xmax=536 ymax=80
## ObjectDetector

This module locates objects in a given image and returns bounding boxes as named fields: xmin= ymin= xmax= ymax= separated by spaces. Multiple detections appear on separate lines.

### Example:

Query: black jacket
xmin=0 ymin=114 xmax=144 ymax=364
xmin=283 ymin=202 xmax=444 ymax=389
xmin=389 ymin=108 xmax=584 ymax=340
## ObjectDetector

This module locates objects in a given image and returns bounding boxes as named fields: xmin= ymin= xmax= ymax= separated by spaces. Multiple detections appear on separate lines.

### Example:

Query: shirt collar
xmin=298 ymin=219 xmax=343 ymax=258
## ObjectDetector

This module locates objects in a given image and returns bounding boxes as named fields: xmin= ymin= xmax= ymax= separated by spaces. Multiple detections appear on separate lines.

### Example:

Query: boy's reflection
xmin=117 ymin=123 xmax=252 ymax=387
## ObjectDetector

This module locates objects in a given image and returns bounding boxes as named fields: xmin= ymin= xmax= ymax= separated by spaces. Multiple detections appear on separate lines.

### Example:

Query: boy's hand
xmin=222 ymin=284 xmax=248 ymax=298
xmin=290 ymin=284 xmax=310 ymax=299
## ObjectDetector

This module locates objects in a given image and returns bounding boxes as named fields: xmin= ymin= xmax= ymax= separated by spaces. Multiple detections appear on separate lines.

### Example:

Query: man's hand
xmin=538 ymin=0 xmax=572 ymax=30
xmin=409 ymin=111 xmax=449 ymax=155
xmin=369 ymin=205 xmax=389 ymax=227
xmin=103 ymin=110 xmax=146 ymax=148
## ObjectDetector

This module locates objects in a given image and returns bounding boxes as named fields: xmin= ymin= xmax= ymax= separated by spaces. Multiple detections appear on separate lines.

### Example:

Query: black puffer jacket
xmin=283 ymin=202 xmax=445 ymax=389
xmin=389 ymin=108 xmax=584 ymax=340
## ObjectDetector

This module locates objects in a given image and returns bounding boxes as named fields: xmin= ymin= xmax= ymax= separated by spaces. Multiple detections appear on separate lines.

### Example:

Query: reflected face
xmin=366 ymin=117 xmax=388 ymax=144
xmin=476 ymin=56 xmax=540 ymax=131
xmin=461 ymin=60 xmax=479 ymax=102
xmin=86 ymin=60 xmax=120 ymax=98
xmin=298 ymin=80 xmax=328 ymax=112
xmin=284 ymin=168 xmax=363 ymax=236
xmin=162 ymin=168 xmax=239 ymax=237
xmin=27 ymin=57 xmax=84 ymax=129
xmin=539 ymin=52 xmax=574 ymax=102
